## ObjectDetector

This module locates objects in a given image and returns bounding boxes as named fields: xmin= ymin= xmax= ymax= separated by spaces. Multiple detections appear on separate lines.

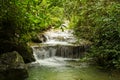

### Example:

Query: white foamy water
xmin=30 ymin=56 xmax=79 ymax=67
xmin=31 ymin=28 xmax=80 ymax=67
xmin=44 ymin=29 xmax=77 ymax=44
xmin=42 ymin=40 xmax=72 ymax=46
xmin=31 ymin=57 xmax=66 ymax=67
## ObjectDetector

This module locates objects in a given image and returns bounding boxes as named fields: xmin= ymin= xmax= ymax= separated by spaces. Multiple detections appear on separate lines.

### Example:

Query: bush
xmin=70 ymin=0 xmax=120 ymax=69
xmin=91 ymin=1 xmax=120 ymax=69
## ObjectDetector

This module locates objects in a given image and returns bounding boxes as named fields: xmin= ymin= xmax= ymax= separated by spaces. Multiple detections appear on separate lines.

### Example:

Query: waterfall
xmin=31 ymin=29 xmax=89 ymax=67
xmin=33 ymin=45 xmax=85 ymax=59
xmin=32 ymin=29 xmax=88 ymax=60
xmin=32 ymin=46 xmax=57 ymax=59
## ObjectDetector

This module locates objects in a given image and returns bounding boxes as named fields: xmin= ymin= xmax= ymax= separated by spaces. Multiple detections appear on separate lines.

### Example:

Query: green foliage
xmin=89 ymin=1 xmax=120 ymax=69
xmin=0 ymin=0 xmax=65 ymax=54
xmin=90 ymin=3 xmax=120 ymax=68
xmin=0 ymin=0 xmax=64 ymax=42
xmin=67 ymin=0 xmax=120 ymax=69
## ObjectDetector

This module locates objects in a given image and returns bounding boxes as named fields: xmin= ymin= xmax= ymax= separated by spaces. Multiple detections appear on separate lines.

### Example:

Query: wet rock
xmin=56 ymin=45 xmax=85 ymax=58
xmin=15 ymin=43 xmax=35 ymax=63
xmin=33 ymin=44 xmax=89 ymax=59
xmin=0 ymin=40 xmax=35 ymax=63
xmin=0 ymin=51 xmax=28 ymax=80
xmin=31 ymin=34 xmax=47 ymax=43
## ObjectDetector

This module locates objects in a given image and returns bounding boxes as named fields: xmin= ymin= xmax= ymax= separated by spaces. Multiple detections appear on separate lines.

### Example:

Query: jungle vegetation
xmin=0 ymin=0 xmax=120 ymax=70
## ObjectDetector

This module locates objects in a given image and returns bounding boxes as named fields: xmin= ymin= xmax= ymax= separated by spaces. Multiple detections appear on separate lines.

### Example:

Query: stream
xmin=27 ymin=29 xmax=120 ymax=80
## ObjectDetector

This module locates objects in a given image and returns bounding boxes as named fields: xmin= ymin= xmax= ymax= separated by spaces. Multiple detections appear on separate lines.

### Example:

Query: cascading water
xmin=31 ymin=29 xmax=88 ymax=67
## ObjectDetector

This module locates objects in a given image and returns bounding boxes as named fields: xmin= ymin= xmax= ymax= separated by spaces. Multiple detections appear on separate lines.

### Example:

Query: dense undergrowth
xmin=68 ymin=0 xmax=120 ymax=69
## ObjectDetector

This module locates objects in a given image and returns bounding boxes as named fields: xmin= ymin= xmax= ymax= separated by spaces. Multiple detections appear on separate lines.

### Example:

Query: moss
xmin=0 ymin=51 xmax=28 ymax=80
xmin=15 ymin=43 xmax=35 ymax=63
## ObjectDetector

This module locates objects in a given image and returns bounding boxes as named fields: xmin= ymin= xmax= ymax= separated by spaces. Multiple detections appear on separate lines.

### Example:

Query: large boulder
xmin=0 ymin=51 xmax=28 ymax=80
xmin=0 ymin=40 xmax=35 ymax=63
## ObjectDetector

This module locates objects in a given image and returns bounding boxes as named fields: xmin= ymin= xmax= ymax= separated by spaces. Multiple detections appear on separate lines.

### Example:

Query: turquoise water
xmin=26 ymin=58 xmax=120 ymax=80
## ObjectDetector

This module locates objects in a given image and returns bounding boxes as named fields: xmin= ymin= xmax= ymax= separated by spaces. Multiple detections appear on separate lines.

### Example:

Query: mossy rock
xmin=0 ymin=51 xmax=28 ymax=80
xmin=15 ymin=43 xmax=35 ymax=63
xmin=0 ymin=40 xmax=35 ymax=63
